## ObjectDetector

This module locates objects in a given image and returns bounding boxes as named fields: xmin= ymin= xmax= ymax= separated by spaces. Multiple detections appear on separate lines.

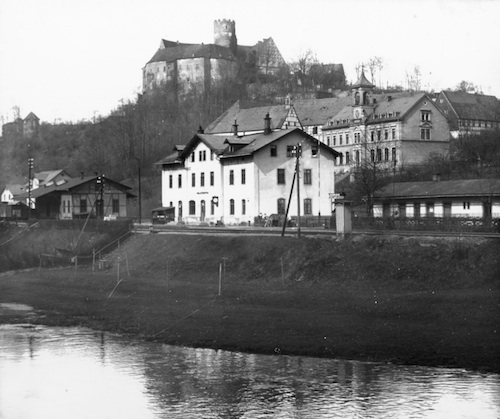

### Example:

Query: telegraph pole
xmin=28 ymin=158 xmax=34 ymax=219
xmin=296 ymin=143 xmax=302 ymax=238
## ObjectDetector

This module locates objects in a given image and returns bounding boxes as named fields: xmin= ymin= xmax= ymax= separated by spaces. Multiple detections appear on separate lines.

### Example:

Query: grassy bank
xmin=1 ymin=233 xmax=499 ymax=373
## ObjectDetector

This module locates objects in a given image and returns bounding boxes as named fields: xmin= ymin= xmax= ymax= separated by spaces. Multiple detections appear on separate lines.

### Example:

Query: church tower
xmin=214 ymin=19 xmax=237 ymax=56
xmin=351 ymin=70 xmax=375 ymax=120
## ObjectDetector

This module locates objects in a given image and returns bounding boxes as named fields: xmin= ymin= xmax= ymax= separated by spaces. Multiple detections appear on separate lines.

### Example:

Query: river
xmin=0 ymin=323 xmax=499 ymax=418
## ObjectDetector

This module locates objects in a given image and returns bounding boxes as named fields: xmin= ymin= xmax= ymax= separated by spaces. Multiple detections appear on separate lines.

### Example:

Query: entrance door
xmin=443 ymin=202 xmax=452 ymax=217
xmin=483 ymin=201 xmax=492 ymax=219
xmin=200 ymin=200 xmax=206 ymax=222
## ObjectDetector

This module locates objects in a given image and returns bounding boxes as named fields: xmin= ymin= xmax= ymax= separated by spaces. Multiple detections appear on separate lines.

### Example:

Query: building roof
xmin=15 ymin=176 xmax=134 ymax=200
xmin=205 ymin=97 xmax=353 ymax=134
xmin=352 ymin=71 xmax=375 ymax=89
xmin=3 ymin=184 xmax=26 ymax=196
xmin=35 ymin=169 xmax=67 ymax=185
xmin=323 ymin=92 xmax=430 ymax=129
xmin=155 ymin=128 xmax=340 ymax=166
xmin=374 ymin=179 xmax=500 ymax=200
xmin=147 ymin=42 xmax=237 ymax=64
xmin=24 ymin=112 xmax=39 ymax=121
xmin=439 ymin=91 xmax=500 ymax=122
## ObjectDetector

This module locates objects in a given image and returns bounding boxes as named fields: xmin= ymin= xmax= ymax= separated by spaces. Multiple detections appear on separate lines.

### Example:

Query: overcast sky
xmin=1 ymin=0 xmax=499 ymax=124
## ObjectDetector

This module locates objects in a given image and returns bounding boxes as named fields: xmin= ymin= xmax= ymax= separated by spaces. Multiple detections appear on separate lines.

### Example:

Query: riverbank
xmin=1 ymin=233 xmax=499 ymax=373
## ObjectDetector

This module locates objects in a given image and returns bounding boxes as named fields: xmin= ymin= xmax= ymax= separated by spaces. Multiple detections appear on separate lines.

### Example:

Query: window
xmin=420 ymin=128 xmax=431 ymax=140
xmin=277 ymin=198 xmax=286 ymax=214
xmin=339 ymin=134 xmax=343 ymax=145
xmin=242 ymin=199 xmax=246 ymax=215
xmin=371 ymin=131 xmax=375 ymax=142
xmin=426 ymin=202 xmax=435 ymax=217
xmin=80 ymin=197 xmax=87 ymax=213
xmin=178 ymin=174 xmax=182 ymax=188
xmin=311 ymin=145 xmax=318 ymax=157
xmin=354 ymin=132 xmax=360 ymax=143
xmin=346 ymin=134 xmax=349 ymax=144
xmin=339 ymin=153 xmax=343 ymax=165
xmin=229 ymin=199 xmax=235 ymax=215
xmin=229 ymin=170 xmax=234 ymax=185
xmin=392 ymin=147 xmax=396 ymax=162
xmin=377 ymin=130 xmax=381 ymax=141
xmin=270 ymin=145 xmax=277 ymax=157
xmin=384 ymin=129 xmax=388 ymax=140
xmin=200 ymin=172 xmax=205 ymax=187
xmin=287 ymin=145 xmax=295 ymax=157
xmin=304 ymin=198 xmax=312 ymax=215
xmin=241 ymin=169 xmax=246 ymax=184
xmin=421 ymin=110 xmax=431 ymax=121
xmin=355 ymin=150 xmax=360 ymax=163
xmin=210 ymin=200 xmax=215 ymax=215
xmin=392 ymin=128 xmax=396 ymax=139
xmin=191 ymin=173 xmax=196 ymax=187
xmin=376 ymin=148 xmax=382 ymax=162
xmin=463 ymin=202 xmax=470 ymax=210
xmin=327 ymin=136 xmax=330 ymax=146
xmin=304 ymin=169 xmax=312 ymax=185
xmin=384 ymin=148 xmax=389 ymax=161
xmin=178 ymin=201 xmax=183 ymax=218
xmin=333 ymin=135 xmax=336 ymax=146
xmin=210 ymin=171 xmax=214 ymax=186
xmin=189 ymin=200 xmax=195 ymax=215
xmin=199 ymin=150 xmax=203 ymax=161
xmin=313 ymin=126 xmax=318 ymax=134
xmin=112 ymin=198 xmax=119 ymax=214
xmin=169 ymin=175 xmax=173 ymax=188
xmin=191 ymin=153 xmax=195 ymax=162
xmin=277 ymin=168 xmax=285 ymax=184
xmin=371 ymin=149 xmax=375 ymax=162
xmin=346 ymin=152 xmax=350 ymax=164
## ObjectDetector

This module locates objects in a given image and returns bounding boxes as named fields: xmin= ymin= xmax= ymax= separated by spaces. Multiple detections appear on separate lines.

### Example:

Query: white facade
xmin=158 ymin=129 xmax=338 ymax=225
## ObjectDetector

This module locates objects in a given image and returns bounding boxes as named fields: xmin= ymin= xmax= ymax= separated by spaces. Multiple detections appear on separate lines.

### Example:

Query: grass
xmin=0 ymin=233 xmax=499 ymax=373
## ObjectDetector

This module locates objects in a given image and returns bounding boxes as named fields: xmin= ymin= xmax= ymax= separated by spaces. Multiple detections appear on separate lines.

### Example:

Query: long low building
xmin=373 ymin=178 xmax=500 ymax=219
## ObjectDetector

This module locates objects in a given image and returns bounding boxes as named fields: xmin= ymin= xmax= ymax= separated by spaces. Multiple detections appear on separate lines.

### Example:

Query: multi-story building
xmin=435 ymin=90 xmax=500 ymax=138
xmin=142 ymin=19 xmax=286 ymax=96
xmin=321 ymin=72 xmax=451 ymax=174
xmin=155 ymin=117 xmax=340 ymax=225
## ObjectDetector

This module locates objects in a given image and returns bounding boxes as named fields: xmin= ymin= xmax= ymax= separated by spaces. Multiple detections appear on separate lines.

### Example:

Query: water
xmin=0 ymin=324 xmax=499 ymax=419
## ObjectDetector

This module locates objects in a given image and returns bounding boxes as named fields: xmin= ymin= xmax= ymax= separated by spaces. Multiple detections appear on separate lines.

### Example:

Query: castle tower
xmin=214 ymin=19 xmax=237 ymax=56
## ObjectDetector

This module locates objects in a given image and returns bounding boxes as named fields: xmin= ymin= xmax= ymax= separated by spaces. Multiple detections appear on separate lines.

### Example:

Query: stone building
xmin=142 ymin=19 xmax=286 ymax=96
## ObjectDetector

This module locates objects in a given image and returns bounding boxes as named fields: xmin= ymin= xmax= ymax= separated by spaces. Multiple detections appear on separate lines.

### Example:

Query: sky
xmin=1 ymin=0 xmax=499 ymax=124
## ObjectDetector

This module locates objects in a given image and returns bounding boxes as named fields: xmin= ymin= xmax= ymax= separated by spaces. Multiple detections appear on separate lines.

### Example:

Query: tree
xmin=454 ymin=80 xmax=482 ymax=94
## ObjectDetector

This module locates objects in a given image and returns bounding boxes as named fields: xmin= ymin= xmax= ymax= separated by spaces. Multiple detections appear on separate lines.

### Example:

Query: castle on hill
xmin=142 ymin=19 xmax=287 ymax=97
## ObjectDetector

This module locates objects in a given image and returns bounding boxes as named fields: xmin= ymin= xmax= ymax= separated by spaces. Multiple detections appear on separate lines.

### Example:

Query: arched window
xmin=189 ymin=200 xmax=195 ymax=215
xmin=355 ymin=92 xmax=360 ymax=105
xmin=178 ymin=201 xmax=183 ymax=218
xmin=229 ymin=199 xmax=235 ymax=215
xmin=355 ymin=150 xmax=360 ymax=164
xmin=242 ymin=199 xmax=246 ymax=215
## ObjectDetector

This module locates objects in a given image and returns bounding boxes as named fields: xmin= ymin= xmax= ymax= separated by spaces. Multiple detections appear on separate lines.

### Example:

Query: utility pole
xmin=28 ymin=158 xmax=34 ymax=219
xmin=296 ymin=143 xmax=302 ymax=238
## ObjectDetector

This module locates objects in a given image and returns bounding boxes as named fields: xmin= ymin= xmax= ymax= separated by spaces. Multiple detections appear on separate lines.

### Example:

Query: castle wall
xmin=177 ymin=57 xmax=206 ymax=96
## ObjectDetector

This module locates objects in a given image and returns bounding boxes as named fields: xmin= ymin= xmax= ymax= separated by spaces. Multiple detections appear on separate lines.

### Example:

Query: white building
xmin=155 ymin=123 xmax=340 ymax=225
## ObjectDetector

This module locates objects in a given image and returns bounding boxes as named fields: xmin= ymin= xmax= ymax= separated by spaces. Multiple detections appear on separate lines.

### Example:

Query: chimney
xmin=198 ymin=125 xmax=204 ymax=133
xmin=232 ymin=119 xmax=238 ymax=136
xmin=264 ymin=113 xmax=272 ymax=135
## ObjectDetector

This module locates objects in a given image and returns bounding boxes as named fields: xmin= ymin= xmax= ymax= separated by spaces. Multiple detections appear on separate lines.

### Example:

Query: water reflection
xmin=0 ymin=324 xmax=498 ymax=418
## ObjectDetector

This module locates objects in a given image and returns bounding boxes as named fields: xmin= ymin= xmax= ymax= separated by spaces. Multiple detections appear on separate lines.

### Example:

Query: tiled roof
xmin=441 ymin=91 xmax=500 ymax=121
xmin=205 ymin=101 xmax=289 ymax=134
xmin=375 ymin=179 xmax=500 ymax=199
xmin=15 ymin=176 xmax=132 ymax=199
xmin=147 ymin=43 xmax=237 ymax=64
xmin=206 ymin=97 xmax=353 ymax=134
xmin=323 ymin=92 xmax=428 ymax=129
xmin=4 ymin=184 xmax=26 ymax=196
xmin=35 ymin=170 xmax=65 ymax=185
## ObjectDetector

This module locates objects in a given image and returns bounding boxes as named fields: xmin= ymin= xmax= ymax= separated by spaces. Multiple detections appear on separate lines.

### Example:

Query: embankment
xmin=1 ymin=231 xmax=499 ymax=372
